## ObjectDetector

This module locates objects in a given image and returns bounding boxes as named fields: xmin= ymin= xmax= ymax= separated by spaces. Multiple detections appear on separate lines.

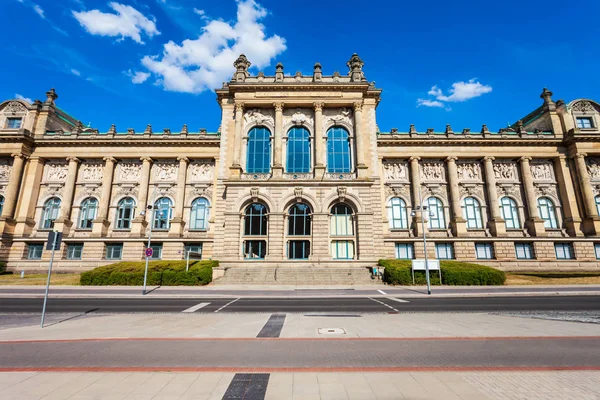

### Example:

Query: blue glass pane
xmin=286 ymin=128 xmax=310 ymax=173
xmin=247 ymin=127 xmax=271 ymax=173
xmin=327 ymin=127 xmax=351 ymax=173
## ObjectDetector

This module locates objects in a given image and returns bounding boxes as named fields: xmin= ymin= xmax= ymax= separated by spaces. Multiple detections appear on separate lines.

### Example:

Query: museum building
xmin=2 ymin=53 xmax=600 ymax=274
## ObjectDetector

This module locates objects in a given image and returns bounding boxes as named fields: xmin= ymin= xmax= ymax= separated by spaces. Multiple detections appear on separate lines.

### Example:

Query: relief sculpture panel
xmin=117 ymin=160 xmax=141 ymax=182
xmin=530 ymin=161 xmax=554 ymax=181
xmin=420 ymin=161 xmax=445 ymax=182
xmin=383 ymin=160 xmax=408 ymax=182
xmin=80 ymin=162 xmax=103 ymax=181
xmin=456 ymin=162 xmax=481 ymax=182
xmin=153 ymin=161 xmax=178 ymax=182
xmin=188 ymin=160 xmax=214 ymax=182
xmin=587 ymin=158 xmax=600 ymax=181
xmin=494 ymin=161 xmax=518 ymax=181
xmin=0 ymin=160 xmax=11 ymax=181
xmin=45 ymin=162 xmax=68 ymax=182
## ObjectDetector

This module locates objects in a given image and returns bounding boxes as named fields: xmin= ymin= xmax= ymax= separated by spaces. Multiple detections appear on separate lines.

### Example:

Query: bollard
xmin=20 ymin=270 xmax=24 ymax=279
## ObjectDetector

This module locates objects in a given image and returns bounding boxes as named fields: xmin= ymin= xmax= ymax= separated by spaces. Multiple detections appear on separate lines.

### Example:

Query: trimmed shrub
xmin=379 ymin=259 xmax=505 ymax=286
xmin=80 ymin=260 xmax=218 ymax=286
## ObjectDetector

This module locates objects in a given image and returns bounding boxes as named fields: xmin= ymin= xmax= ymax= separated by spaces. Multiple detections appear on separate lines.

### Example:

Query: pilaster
xmin=131 ymin=157 xmax=153 ymax=237
xmin=230 ymin=102 xmax=244 ymax=178
xmin=53 ymin=157 xmax=80 ymax=235
xmin=573 ymin=152 xmax=600 ymax=235
xmin=169 ymin=156 xmax=189 ymax=237
xmin=554 ymin=155 xmax=584 ymax=237
xmin=272 ymin=102 xmax=284 ymax=178
xmin=353 ymin=102 xmax=368 ymax=178
xmin=446 ymin=156 xmax=467 ymax=236
xmin=13 ymin=157 xmax=45 ymax=236
xmin=313 ymin=103 xmax=325 ymax=175
xmin=519 ymin=156 xmax=546 ymax=236
xmin=482 ymin=156 xmax=506 ymax=236
xmin=0 ymin=153 xmax=27 ymax=234
xmin=91 ymin=157 xmax=116 ymax=237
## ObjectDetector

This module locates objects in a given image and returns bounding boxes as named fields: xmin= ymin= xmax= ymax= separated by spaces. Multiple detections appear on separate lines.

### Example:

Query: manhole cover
xmin=318 ymin=328 xmax=346 ymax=335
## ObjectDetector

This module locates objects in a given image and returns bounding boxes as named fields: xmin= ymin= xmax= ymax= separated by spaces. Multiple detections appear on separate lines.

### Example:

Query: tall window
xmin=0 ymin=195 xmax=4 ymax=215
xmin=286 ymin=127 xmax=311 ymax=173
xmin=330 ymin=203 xmax=355 ymax=259
xmin=388 ymin=197 xmax=408 ymax=229
xmin=153 ymin=197 xmax=173 ymax=230
xmin=190 ymin=198 xmax=209 ymax=230
xmin=537 ymin=197 xmax=558 ymax=229
xmin=462 ymin=197 xmax=483 ymax=229
xmin=500 ymin=197 xmax=520 ymax=229
xmin=78 ymin=198 xmax=98 ymax=229
xmin=288 ymin=203 xmax=312 ymax=259
xmin=427 ymin=197 xmax=446 ymax=229
xmin=243 ymin=203 xmax=268 ymax=259
xmin=116 ymin=197 xmax=135 ymax=229
xmin=41 ymin=197 xmax=61 ymax=229
xmin=327 ymin=126 xmax=351 ymax=173
xmin=246 ymin=126 xmax=271 ymax=173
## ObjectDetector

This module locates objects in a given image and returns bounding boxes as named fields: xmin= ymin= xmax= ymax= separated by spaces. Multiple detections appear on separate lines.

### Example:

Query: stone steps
xmin=213 ymin=266 xmax=381 ymax=285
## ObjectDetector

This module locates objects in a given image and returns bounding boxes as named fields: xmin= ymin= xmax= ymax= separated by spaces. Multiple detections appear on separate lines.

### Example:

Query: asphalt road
xmin=1 ymin=295 xmax=600 ymax=314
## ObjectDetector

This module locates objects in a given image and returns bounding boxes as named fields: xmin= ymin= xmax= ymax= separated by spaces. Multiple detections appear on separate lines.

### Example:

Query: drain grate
xmin=318 ymin=328 xmax=346 ymax=335
xmin=256 ymin=314 xmax=286 ymax=338
xmin=222 ymin=373 xmax=270 ymax=400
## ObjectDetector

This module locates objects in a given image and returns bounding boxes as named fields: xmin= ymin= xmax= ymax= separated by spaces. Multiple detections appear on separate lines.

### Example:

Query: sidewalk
xmin=2 ymin=284 xmax=600 ymax=298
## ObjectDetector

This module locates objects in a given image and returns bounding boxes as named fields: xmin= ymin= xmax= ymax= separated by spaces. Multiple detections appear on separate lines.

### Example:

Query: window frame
xmin=286 ymin=126 xmax=311 ymax=173
xmin=0 ymin=195 xmax=4 ymax=215
xmin=41 ymin=197 xmax=61 ymax=230
xmin=288 ymin=240 xmax=311 ymax=260
xmin=475 ymin=243 xmax=494 ymax=260
xmin=499 ymin=197 xmax=521 ymax=230
xmin=150 ymin=243 xmax=163 ymax=260
xmin=105 ymin=243 xmax=123 ymax=260
xmin=66 ymin=243 xmax=84 ymax=260
xmin=27 ymin=243 xmax=43 ymax=260
xmin=537 ymin=197 xmax=558 ymax=229
xmin=331 ymin=240 xmax=355 ymax=260
xmin=152 ymin=197 xmax=173 ymax=230
xmin=435 ymin=243 xmax=454 ymax=260
xmin=388 ymin=197 xmax=409 ymax=230
xmin=576 ymin=117 xmax=594 ymax=129
xmin=6 ymin=117 xmax=22 ymax=129
xmin=515 ymin=243 xmax=535 ymax=260
xmin=326 ymin=126 xmax=352 ymax=173
xmin=246 ymin=126 xmax=272 ymax=174
xmin=184 ymin=244 xmax=203 ymax=259
xmin=78 ymin=197 xmax=98 ymax=230
xmin=190 ymin=197 xmax=210 ymax=231
xmin=555 ymin=243 xmax=574 ymax=260
xmin=426 ymin=197 xmax=446 ymax=230
xmin=116 ymin=197 xmax=136 ymax=230
xmin=244 ymin=203 xmax=268 ymax=236
xmin=244 ymin=240 xmax=267 ymax=259
xmin=462 ymin=197 xmax=483 ymax=229
xmin=395 ymin=243 xmax=414 ymax=260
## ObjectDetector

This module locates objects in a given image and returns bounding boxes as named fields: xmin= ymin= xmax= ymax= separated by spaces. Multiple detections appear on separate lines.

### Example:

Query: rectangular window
xmin=150 ymin=244 xmax=162 ymax=260
xmin=515 ymin=243 xmax=534 ymax=259
xmin=475 ymin=243 xmax=494 ymax=260
xmin=576 ymin=117 xmax=594 ymax=129
xmin=330 ymin=214 xmax=353 ymax=236
xmin=331 ymin=240 xmax=355 ymax=259
xmin=395 ymin=243 xmax=414 ymax=259
xmin=27 ymin=243 xmax=43 ymax=260
xmin=435 ymin=243 xmax=454 ymax=260
xmin=6 ymin=118 xmax=22 ymax=129
xmin=66 ymin=243 xmax=83 ymax=260
xmin=244 ymin=240 xmax=266 ymax=259
xmin=555 ymin=243 xmax=574 ymax=260
xmin=595 ymin=243 xmax=600 ymax=260
xmin=288 ymin=240 xmax=310 ymax=259
xmin=105 ymin=243 xmax=123 ymax=260
xmin=184 ymin=244 xmax=203 ymax=260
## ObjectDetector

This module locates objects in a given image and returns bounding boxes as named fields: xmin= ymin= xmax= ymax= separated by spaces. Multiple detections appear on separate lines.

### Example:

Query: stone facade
xmin=2 ymin=56 xmax=600 ymax=272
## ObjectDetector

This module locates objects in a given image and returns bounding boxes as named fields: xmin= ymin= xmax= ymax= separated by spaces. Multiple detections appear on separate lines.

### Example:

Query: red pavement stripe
xmin=0 ymin=366 xmax=599 ymax=373
xmin=1 ymin=336 xmax=600 ymax=344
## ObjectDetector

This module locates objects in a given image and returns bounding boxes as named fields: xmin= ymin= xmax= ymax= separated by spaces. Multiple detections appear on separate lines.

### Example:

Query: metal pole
xmin=142 ymin=202 xmax=156 ymax=296
xmin=41 ymin=232 xmax=58 ymax=328
xmin=186 ymin=249 xmax=190 ymax=272
xmin=419 ymin=187 xmax=432 ymax=295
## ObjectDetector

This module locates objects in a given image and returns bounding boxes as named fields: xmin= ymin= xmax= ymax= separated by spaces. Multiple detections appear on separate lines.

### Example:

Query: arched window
xmin=500 ymin=197 xmax=520 ymax=229
xmin=327 ymin=126 xmax=351 ymax=173
xmin=41 ymin=197 xmax=61 ymax=229
xmin=537 ymin=197 xmax=558 ymax=229
xmin=596 ymin=195 xmax=600 ymax=216
xmin=0 ymin=195 xmax=4 ymax=215
xmin=246 ymin=126 xmax=271 ymax=173
xmin=244 ymin=203 xmax=268 ymax=259
xmin=116 ymin=197 xmax=135 ymax=229
xmin=462 ymin=197 xmax=483 ymax=229
xmin=288 ymin=203 xmax=311 ymax=259
xmin=153 ymin=197 xmax=173 ymax=230
xmin=427 ymin=197 xmax=446 ymax=229
xmin=330 ymin=203 xmax=355 ymax=259
xmin=78 ymin=197 xmax=98 ymax=229
xmin=388 ymin=197 xmax=408 ymax=229
xmin=190 ymin=198 xmax=209 ymax=230
xmin=286 ymin=127 xmax=311 ymax=173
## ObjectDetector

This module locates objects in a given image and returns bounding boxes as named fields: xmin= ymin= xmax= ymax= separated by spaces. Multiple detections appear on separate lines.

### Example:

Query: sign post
xmin=41 ymin=231 xmax=62 ymax=328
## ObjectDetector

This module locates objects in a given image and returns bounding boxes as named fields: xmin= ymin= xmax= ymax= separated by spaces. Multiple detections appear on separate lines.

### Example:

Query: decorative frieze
xmin=283 ymin=173 xmax=312 ymax=180
xmin=244 ymin=108 xmax=274 ymax=129
xmin=325 ymin=172 xmax=355 ymax=180
xmin=188 ymin=160 xmax=214 ymax=182
xmin=530 ymin=161 xmax=554 ymax=182
xmin=586 ymin=157 xmax=600 ymax=181
xmin=456 ymin=161 xmax=482 ymax=182
xmin=0 ymin=160 xmax=11 ymax=181
xmin=420 ymin=161 xmax=445 ymax=182
xmin=2 ymin=101 xmax=28 ymax=114
xmin=241 ymin=173 xmax=271 ymax=181
xmin=45 ymin=161 xmax=68 ymax=182
xmin=80 ymin=162 xmax=103 ymax=181
xmin=153 ymin=161 xmax=178 ymax=182
xmin=383 ymin=160 xmax=409 ymax=182
xmin=117 ymin=161 xmax=141 ymax=182
xmin=493 ymin=161 xmax=518 ymax=181
xmin=323 ymin=108 xmax=353 ymax=128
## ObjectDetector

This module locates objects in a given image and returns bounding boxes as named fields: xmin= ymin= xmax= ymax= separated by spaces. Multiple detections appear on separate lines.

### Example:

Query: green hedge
xmin=379 ymin=259 xmax=506 ymax=286
xmin=80 ymin=260 xmax=218 ymax=286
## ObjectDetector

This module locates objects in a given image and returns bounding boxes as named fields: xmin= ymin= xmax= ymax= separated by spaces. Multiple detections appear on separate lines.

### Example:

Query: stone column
xmin=273 ymin=102 xmax=284 ymax=178
xmin=519 ymin=156 xmax=546 ymax=236
xmin=446 ymin=156 xmax=467 ymax=236
xmin=13 ymin=157 xmax=45 ymax=236
xmin=409 ymin=157 xmax=425 ymax=236
xmin=230 ymin=102 xmax=244 ymax=177
xmin=92 ymin=157 xmax=116 ymax=237
xmin=554 ymin=155 xmax=583 ymax=236
xmin=131 ymin=157 xmax=153 ymax=236
xmin=482 ymin=156 xmax=506 ymax=236
xmin=354 ymin=102 xmax=368 ymax=178
xmin=0 ymin=153 xmax=26 ymax=234
xmin=313 ymin=103 xmax=325 ymax=175
xmin=54 ymin=157 xmax=80 ymax=235
xmin=573 ymin=152 xmax=600 ymax=235
xmin=267 ymin=212 xmax=285 ymax=260
xmin=169 ymin=156 xmax=189 ymax=237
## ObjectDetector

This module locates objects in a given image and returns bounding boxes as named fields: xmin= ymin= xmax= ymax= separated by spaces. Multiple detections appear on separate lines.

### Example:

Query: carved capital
xmin=313 ymin=102 xmax=324 ymax=112
xmin=575 ymin=152 xmax=588 ymax=160
xmin=353 ymin=102 xmax=363 ymax=112
xmin=409 ymin=156 xmax=421 ymax=163
xmin=235 ymin=102 xmax=245 ymax=113
xmin=519 ymin=156 xmax=532 ymax=163
xmin=482 ymin=156 xmax=495 ymax=162
xmin=273 ymin=102 xmax=284 ymax=113
xmin=445 ymin=156 xmax=458 ymax=163
xmin=140 ymin=157 xmax=153 ymax=163
xmin=11 ymin=153 xmax=27 ymax=160
xmin=66 ymin=157 xmax=80 ymax=163
xmin=177 ymin=156 xmax=189 ymax=163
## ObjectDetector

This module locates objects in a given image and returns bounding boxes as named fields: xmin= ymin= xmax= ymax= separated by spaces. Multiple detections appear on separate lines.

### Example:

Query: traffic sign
xmin=145 ymin=247 xmax=153 ymax=257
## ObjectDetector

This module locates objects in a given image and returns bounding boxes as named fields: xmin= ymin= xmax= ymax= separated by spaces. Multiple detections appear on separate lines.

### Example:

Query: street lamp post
xmin=411 ymin=186 xmax=434 ymax=295
xmin=142 ymin=202 xmax=164 ymax=295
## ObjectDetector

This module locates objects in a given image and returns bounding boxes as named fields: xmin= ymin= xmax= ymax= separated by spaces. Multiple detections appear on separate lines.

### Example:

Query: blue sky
xmin=2 ymin=0 xmax=599 ymax=133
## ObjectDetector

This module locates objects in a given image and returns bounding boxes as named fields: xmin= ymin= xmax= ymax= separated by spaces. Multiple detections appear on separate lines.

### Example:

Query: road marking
xmin=377 ymin=289 xmax=387 ymax=295
xmin=386 ymin=297 xmax=409 ymax=303
xmin=214 ymin=298 xmax=240 ymax=313
xmin=181 ymin=302 xmax=210 ymax=313
xmin=368 ymin=297 xmax=399 ymax=312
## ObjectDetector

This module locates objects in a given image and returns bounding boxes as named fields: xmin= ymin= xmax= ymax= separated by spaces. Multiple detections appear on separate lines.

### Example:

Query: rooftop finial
xmin=346 ymin=53 xmax=365 ymax=82
xmin=275 ymin=62 xmax=284 ymax=82
xmin=45 ymin=88 xmax=58 ymax=104
xmin=313 ymin=62 xmax=323 ymax=82
xmin=233 ymin=54 xmax=251 ymax=82
xmin=540 ymin=87 xmax=555 ymax=107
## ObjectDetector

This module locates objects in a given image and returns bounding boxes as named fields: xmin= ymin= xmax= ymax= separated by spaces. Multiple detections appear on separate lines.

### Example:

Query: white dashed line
xmin=214 ymin=298 xmax=240 ymax=313
xmin=377 ymin=290 xmax=387 ymax=295
xmin=368 ymin=297 xmax=399 ymax=312
xmin=386 ymin=297 xmax=409 ymax=303
xmin=182 ymin=302 xmax=210 ymax=313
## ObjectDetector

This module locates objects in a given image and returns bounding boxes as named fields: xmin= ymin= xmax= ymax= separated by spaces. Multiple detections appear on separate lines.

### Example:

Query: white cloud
xmin=417 ymin=98 xmax=444 ymax=108
xmin=71 ymin=68 xmax=81 ymax=76
xmin=125 ymin=69 xmax=151 ymax=84
xmin=140 ymin=0 xmax=286 ymax=93
xmin=194 ymin=8 xmax=205 ymax=16
xmin=15 ymin=94 xmax=33 ymax=103
xmin=33 ymin=4 xmax=44 ymax=18
xmin=72 ymin=2 xmax=160 ymax=44
xmin=417 ymin=79 xmax=492 ymax=109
